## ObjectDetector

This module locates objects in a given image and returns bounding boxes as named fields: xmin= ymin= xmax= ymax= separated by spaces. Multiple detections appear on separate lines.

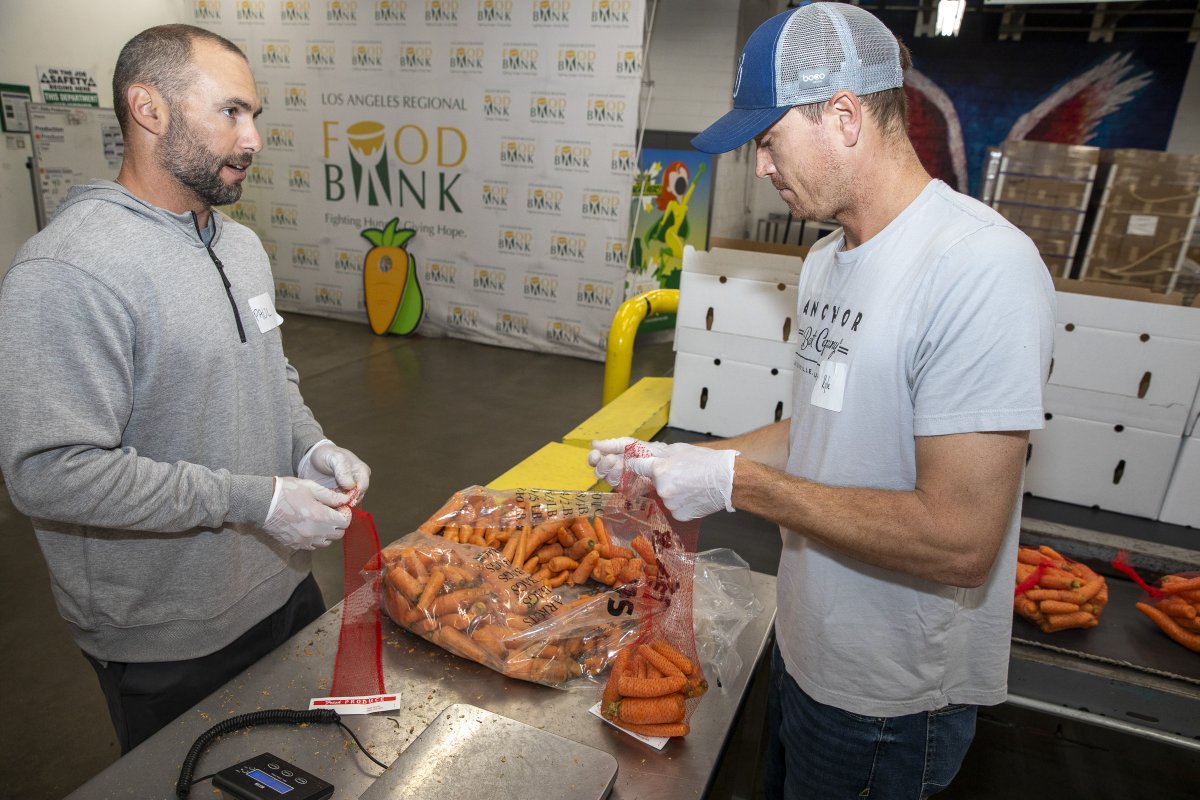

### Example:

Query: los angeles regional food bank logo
xmin=324 ymin=120 xmax=466 ymax=212
xmin=360 ymin=217 xmax=424 ymax=336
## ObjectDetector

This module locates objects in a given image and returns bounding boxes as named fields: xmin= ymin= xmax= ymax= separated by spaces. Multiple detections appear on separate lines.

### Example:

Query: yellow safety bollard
xmin=602 ymin=288 xmax=678 ymax=406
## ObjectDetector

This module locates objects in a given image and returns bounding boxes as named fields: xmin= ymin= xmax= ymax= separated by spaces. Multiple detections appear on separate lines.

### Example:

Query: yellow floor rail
xmin=602 ymin=288 xmax=678 ymax=406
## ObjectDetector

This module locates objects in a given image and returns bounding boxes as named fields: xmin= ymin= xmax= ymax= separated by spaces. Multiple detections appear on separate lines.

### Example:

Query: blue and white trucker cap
xmin=691 ymin=2 xmax=904 ymax=154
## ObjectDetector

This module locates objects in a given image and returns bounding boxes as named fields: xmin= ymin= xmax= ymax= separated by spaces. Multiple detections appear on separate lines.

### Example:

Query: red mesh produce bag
xmin=1013 ymin=544 xmax=1109 ymax=633
xmin=1112 ymin=551 xmax=1200 ymax=653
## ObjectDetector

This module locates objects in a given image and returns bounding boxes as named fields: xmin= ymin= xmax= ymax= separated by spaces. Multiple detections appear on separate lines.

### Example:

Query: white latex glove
xmin=588 ymin=437 xmax=669 ymax=486
xmin=298 ymin=439 xmax=371 ymax=504
xmin=626 ymin=443 xmax=740 ymax=521
xmin=263 ymin=476 xmax=353 ymax=550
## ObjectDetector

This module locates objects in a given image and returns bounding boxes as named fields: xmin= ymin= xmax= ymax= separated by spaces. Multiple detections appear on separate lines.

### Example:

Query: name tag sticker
xmin=810 ymin=360 xmax=848 ymax=412
xmin=247 ymin=292 xmax=284 ymax=334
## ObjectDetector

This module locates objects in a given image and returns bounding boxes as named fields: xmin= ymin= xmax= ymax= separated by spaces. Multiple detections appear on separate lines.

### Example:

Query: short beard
xmin=159 ymin=110 xmax=249 ymax=207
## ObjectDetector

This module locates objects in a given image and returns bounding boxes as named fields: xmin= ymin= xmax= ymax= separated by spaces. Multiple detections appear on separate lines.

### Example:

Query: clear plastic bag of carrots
xmin=376 ymin=482 xmax=702 ymax=691
xmin=1014 ymin=544 xmax=1109 ymax=633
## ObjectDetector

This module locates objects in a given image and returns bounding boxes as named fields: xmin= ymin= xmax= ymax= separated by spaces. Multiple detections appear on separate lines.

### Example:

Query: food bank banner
xmin=189 ymin=0 xmax=644 ymax=360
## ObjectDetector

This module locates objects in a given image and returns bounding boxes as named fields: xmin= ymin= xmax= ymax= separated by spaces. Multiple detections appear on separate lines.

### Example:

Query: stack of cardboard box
xmin=1024 ymin=280 xmax=1200 ymax=524
xmin=668 ymin=242 xmax=803 ymax=437
xmin=991 ymin=139 xmax=1100 ymax=277
xmin=1079 ymin=149 xmax=1200 ymax=296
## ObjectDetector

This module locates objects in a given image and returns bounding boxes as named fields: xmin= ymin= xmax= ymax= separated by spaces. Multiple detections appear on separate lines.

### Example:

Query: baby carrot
xmin=418 ymin=491 xmax=464 ymax=534
xmin=571 ymin=516 xmax=598 ymax=542
xmin=1137 ymin=601 xmax=1200 ymax=652
xmin=602 ymin=646 xmax=634 ymax=712
xmin=651 ymin=640 xmax=696 ymax=676
xmin=1159 ymin=596 xmax=1198 ymax=619
xmin=614 ymin=720 xmax=690 ymax=738
xmin=433 ymin=626 xmax=492 ymax=664
xmin=610 ymin=694 xmax=686 ymax=725
xmin=593 ymin=515 xmax=612 ymax=547
xmin=388 ymin=565 xmax=423 ymax=602
xmin=416 ymin=567 xmax=446 ymax=611
xmin=630 ymin=535 xmax=655 ymax=565
xmin=536 ymin=542 xmax=564 ymax=561
xmin=430 ymin=586 xmax=491 ymax=617
xmin=616 ymin=673 xmax=688 ymax=698
xmin=522 ymin=555 xmax=539 ymax=574
xmin=547 ymin=556 xmax=579 ymax=574
xmin=570 ymin=549 xmax=601 ymax=585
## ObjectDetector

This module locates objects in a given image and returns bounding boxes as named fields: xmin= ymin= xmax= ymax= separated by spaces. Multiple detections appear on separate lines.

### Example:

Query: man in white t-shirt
xmin=590 ymin=3 xmax=1054 ymax=797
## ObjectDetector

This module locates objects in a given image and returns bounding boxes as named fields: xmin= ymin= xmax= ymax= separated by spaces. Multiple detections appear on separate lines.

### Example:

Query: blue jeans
xmin=764 ymin=644 xmax=977 ymax=799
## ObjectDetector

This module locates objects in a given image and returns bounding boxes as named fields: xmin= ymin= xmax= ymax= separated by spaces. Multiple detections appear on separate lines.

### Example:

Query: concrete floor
xmin=3 ymin=312 xmax=1199 ymax=799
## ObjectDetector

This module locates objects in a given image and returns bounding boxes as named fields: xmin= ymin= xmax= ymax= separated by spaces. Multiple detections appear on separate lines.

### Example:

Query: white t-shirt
xmin=777 ymin=179 xmax=1055 ymax=717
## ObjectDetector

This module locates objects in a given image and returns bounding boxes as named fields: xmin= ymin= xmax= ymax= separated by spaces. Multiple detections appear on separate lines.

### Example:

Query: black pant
xmin=84 ymin=573 xmax=326 ymax=753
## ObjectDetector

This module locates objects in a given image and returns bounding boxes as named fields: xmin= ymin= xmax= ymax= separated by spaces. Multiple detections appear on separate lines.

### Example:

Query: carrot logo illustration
xmin=361 ymin=218 xmax=424 ymax=335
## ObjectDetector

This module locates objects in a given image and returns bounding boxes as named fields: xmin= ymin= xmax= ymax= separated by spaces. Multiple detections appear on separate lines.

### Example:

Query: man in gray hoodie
xmin=0 ymin=24 xmax=371 ymax=752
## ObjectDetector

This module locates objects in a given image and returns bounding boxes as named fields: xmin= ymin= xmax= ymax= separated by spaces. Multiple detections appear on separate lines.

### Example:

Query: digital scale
xmin=213 ymin=753 xmax=334 ymax=800
xmin=206 ymin=705 xmax=616 ymax=800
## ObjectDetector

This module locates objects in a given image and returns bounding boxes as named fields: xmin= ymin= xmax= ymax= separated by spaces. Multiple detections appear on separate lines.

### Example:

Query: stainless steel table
xmin=66 ymin=572 xmax=777 ymax=800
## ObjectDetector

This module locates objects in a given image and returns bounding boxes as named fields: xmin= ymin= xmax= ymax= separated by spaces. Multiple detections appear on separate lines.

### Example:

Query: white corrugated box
xmin=1025 ymin=412 xmax=1181 ymax=519
xmin=1158 ymin=431 xmax=1200 ymax=528
xmin=669 ymin=244 xmax=803 ymax=438
xmin=1047 ymin=290 xmax=1200 ymax=436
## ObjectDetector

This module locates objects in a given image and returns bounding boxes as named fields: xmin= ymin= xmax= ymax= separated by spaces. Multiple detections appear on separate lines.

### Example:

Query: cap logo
xmin=732 ymin=52 xmax=745 ymax=99
xmin=801 ymin=72 xmax=827 ymax=83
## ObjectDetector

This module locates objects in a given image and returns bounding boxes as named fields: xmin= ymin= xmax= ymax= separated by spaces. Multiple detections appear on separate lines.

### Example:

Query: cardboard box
xmin=669 ymin=351 xmax=792 ymax=437
xmin=1046 ymin=289 xmax=1200 ymax=435
xmin=1024 ymin=413 xmax=1181 ymax=519
xmin=1158 ymin=433 xmax=1199 ymax=527
xmin=996 ymin=174 xmax=1093 ymax=210
xmin=993 ymin=201 xmax=1085 ymax=235
xmin=1079 ymin=149 xmax=1200 ymax=293
xmin=999 ymin=140 xmax=1100 ymax=182
xmin=667 ymin=245 xmax=802 ymax=437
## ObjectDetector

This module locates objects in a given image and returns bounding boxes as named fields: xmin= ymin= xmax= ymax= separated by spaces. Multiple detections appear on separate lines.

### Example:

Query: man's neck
xmin=838 ymin=141 xmax=932 ymax=250
xmin=115 ymin=161 xmax=211 ymax=229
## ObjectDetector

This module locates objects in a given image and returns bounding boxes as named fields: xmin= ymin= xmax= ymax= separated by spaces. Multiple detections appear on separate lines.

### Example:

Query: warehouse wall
xmin=1 ymin=0 xmax=1198 ymax=273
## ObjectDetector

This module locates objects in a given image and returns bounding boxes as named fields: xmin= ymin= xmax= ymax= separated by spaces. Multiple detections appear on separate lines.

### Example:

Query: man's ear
xmin=127 ymin=84 xmax=168 ymax=136
xmin=828 ymin=90 xmax=862 ymax=147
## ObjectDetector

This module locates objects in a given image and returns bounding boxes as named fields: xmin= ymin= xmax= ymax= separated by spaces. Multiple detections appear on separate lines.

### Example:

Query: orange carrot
xmin=682 ymin=673 xmax=709 ymax=698
xmin=416 ymin=567 xmax=446 ymax=611
xmin=500 ymin=526 xmax=521 ymax=564
xmin=608 ymin=694 xmax=685 ymax=725
xmin=1161 ymin=576 xmax=1200 ymax=594
xmin=556 ymin=526 xmax=576 ymax=548
xmin=432 ymin=626 xmax=492 ymax=664
xmin=567 ymin=537 xmax=596 ymax=561
xmin=1159 ymin=596 xmax=1198 ymax=620
xmin=387 ymin=565 xmax=423 ymax=601
xmin=1041 ymin=611 xmax=1098 ymax=633
xmin=1037 ymin=544 xmax=1068 ymax=564
xmin=570 ymin=549 xmax=601 ymax=585
xmin=651 ymin=640 xmax=696 ymax=676
xmin=1017 ymin=547 xmax=1047 ymax=567
xmin=600 ymin=543 xmax=634 ymax=560
xmin=547 ymin=556 xmax=580 ymax=574
xmin=639 ymin=644 xmax=683 ymax=677
xmin=1038 ymin=599 xmax=1081 ymax=615
xmin=430 ymin=586 xmax=491 ymax=617
xmin=547 ymin=570 xmax=570 ymax=588
xmin=630 ymin=534 xmax=655 ymax=565
xmin=593 ymin=515 xmax=612 ymax=547
xmin=571 ymin=516 xmax=598 ymax=542
xmin=418 ymin=491 xmax=465 ymax=534
xmin=1137 ymin=601 xmax=1200 ymax=652
xmin=613 ymin=720 xmax=690 ymax=738
xmin=535 ymin=542 xmax=564 ymax=562
xmin=1036 ymin=570 xmax=1081 ymax=590
xmin=616 ymin=673 xmax=688 ymax=698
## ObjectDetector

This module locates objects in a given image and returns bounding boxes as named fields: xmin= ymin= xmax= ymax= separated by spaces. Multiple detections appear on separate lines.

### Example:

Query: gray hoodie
xmin=0 ymin=180 xmax=326 ymax=662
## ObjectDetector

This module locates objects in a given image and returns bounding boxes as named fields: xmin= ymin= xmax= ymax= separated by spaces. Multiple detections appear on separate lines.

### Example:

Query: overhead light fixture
xmin=935 ymin=0 xmax=966 ymax=36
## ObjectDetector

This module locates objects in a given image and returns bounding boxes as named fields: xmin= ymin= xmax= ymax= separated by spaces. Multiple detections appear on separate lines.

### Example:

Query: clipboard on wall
xmin=26 ymin=102 xmax=123 ymax=229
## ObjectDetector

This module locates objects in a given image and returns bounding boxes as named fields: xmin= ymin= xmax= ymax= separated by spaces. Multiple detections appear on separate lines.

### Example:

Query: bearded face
xmin=158 ymin=101 xmax=252 ymax=207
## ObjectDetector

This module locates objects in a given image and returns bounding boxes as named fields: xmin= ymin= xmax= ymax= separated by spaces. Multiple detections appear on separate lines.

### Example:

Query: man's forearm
xmin=698 ymin=419 xmax=790 ymax=469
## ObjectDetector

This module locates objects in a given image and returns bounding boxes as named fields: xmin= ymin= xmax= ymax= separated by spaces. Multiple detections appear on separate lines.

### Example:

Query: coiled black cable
xmin=174 ymin=708 xmax=385 ymax=798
